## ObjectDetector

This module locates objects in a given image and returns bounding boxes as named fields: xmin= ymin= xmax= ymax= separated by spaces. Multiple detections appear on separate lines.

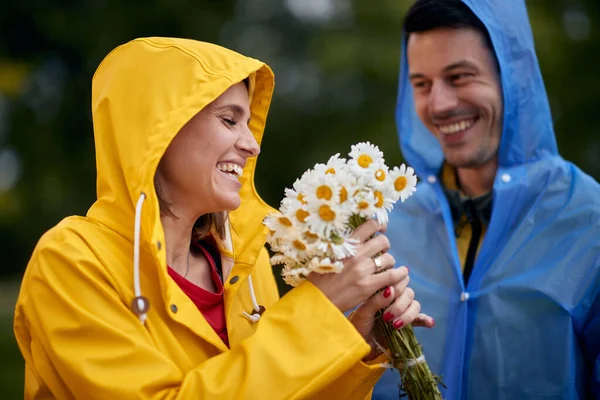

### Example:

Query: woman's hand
xmin=308 ymin=219 xmax=406 ymax=313
xmin=348 ymin=273 xmax=435 ymax=362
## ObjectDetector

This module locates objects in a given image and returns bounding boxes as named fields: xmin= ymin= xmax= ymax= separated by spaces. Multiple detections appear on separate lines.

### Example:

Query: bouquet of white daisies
xmin=264 ymin=142 xmax=443 ymax=399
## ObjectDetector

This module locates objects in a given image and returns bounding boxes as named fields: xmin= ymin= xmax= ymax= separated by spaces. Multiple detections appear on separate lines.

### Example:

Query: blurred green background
xmin=1 ymin=0 xmax=598 ymax=397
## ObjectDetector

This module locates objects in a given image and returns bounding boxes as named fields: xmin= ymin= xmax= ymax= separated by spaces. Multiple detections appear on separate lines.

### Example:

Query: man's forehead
xmin=406 ymin=27 xmax=492 ymax=71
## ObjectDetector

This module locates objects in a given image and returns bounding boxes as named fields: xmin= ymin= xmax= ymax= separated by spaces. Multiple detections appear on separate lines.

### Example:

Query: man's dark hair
xmin=403 ymin=0 xmax=494 ymax=51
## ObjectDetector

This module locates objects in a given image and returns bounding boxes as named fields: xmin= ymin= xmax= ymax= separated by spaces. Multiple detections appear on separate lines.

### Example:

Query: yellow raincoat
xmin=14 ymin=37 xmax=385 ymax=399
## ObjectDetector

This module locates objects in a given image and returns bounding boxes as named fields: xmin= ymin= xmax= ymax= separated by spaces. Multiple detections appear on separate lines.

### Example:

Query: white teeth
xmin=439 ymin=119 xmax=475 ymax=134
xmin=217 ymin=163 xmax=243 ymax=178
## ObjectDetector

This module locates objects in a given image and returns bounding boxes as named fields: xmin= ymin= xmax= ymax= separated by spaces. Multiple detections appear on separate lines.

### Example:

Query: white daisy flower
xmin=282 ymin=272 xmax=305 ymax=287
xmin=309 ymin=257 xmax=344 ymax=274
xmin=294 ymin=169 xmax=317 ymax=192
xmin=351 ymin=188 xmax=378 ymax=220
xmin=389 ymin=164 xmax=418 ymax=202
xmin=303 ymin=171 xmax=342 ymax=205
xmin=314 ymin=153 xmax=348 ymax=176
xmin=281 ymin=234 xmax=319 ymax=262
xmin=363 ymin=162 xmax=391 ymax=192
xmin=280 ymin=195 xmax=311 ymax=230
xmin=282 ymin=266 xmax=311 ymax=287
xmin=266 ymin=231 xmax=284 ymax=253
xmin=318 ymin=235 xmax=359 ymax=259
xmin=270 ymin=254 xmax=296 ymax=268
xmin=305 ymin=200 xmax=348 ymax=239
xmin=302 ymin=230 xmax=321 ymax=244
xmin=348 ymin=142 xmax=384 ymax=177
xmin=264 ymin=212 xmax=296 ymax=236
xmin=281 ymin=187 xmax=309 ymax=217
xmin=372 ymin=189 xmax=395 ymax=225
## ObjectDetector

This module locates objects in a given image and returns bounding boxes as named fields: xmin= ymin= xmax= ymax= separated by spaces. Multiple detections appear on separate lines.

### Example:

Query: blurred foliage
xmin=0 ymin=0 xmax=599 ymax=396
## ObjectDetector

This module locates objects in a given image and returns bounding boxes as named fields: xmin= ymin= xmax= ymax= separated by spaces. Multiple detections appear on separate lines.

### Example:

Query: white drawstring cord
xmin=406 ymin=355 xmax=426 ymax=368
xmin=241 ymin=275 xmax=262 ymax=323
xmin=130 ymin=196 xmax=260 ymax=326
xmin=133 ymin=193 xmax=147 ymax=324
xmin=373 ymin=337 xmax=394 ymax=368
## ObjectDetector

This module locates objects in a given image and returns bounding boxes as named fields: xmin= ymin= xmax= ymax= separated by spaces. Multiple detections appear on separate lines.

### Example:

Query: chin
xmin=442 ymin=148 xmax=466 ymax=164
xmin=218 ymin=196 xmax=241 ymax=212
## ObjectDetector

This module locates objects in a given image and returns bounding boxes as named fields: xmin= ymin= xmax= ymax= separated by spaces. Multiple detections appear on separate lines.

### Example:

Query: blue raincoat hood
xmin=374 ymin=1 xmax=600 ymax=399
xmin=397 ymin=0 xmax=557 ymax=177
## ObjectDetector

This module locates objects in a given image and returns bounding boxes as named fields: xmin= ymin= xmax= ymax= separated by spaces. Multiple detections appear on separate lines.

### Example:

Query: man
xmin=374 ymin=0 xmax=600 ymax=399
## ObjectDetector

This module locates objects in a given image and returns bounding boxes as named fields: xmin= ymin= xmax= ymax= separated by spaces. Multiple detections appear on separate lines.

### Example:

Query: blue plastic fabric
xmin=373 ymin=0 xmax=600 ymax=399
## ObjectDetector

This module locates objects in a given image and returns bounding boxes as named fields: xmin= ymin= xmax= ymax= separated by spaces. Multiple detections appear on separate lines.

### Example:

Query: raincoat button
xmin=501 ymin=173 xmax=511 ymax=183
xmin=170 ymin=304 xmax=178 ymax=313
xmin=460 ymin=292 xmax=470 ymax=302
xmin=427 ymin=175 xmax=437 ymax=184
xmin=230 ymin=275 xmax=239 ymax=284
xmin=157 ymin=241 xmax=162 ymax=250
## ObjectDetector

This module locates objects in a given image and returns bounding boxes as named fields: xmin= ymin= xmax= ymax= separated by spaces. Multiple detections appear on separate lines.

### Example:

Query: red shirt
xmin=167 ymin=240 xmax=228 ymax=347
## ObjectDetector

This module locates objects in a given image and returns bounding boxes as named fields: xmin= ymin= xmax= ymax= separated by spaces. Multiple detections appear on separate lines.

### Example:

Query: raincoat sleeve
xmin=307 ymin=355 xmax=388 ymax=400
xmin=14 ymin=237 xmax=381 ymax=400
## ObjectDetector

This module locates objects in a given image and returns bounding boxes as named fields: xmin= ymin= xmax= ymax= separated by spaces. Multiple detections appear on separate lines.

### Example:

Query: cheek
xmin=413 ymin=95 xmax=430 ymax=122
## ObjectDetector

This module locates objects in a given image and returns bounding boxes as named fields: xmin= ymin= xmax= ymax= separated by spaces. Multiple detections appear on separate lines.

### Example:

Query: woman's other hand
xmin=348 ymin=273 xmax=435 ymax=361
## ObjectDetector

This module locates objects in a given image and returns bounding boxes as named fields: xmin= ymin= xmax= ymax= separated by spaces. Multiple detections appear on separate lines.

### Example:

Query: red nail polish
xmin=383 ymin=287 xmax=391 ymax=298
xmin=393 ymin=319 xmax=404 ymax=329
xmin=383 ymin=312 xmax=394 ymax=322
xmin=431 ymin=318 xmax=435 ymax=327
xmin=406 ymin=267 xmax=410 ymax=273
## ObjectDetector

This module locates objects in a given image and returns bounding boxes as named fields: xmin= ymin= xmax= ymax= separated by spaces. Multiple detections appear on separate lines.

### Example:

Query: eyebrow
xmin=408 ymin=60 xmax=478 ymax=81
xmin=215 ymin=104 xmax=251 ymax=124
xmin=442 ymin=60 xmax=478 ymax=72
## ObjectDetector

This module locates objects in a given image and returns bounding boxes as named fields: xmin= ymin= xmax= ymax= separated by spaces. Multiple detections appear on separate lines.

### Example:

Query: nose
xmin=237 ymin=125 xmax=260 ymax=157
xmin=428 ymin=80 xmax=459 ymax=117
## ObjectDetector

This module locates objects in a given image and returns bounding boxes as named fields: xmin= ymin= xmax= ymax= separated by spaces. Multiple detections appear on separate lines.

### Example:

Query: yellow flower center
xmin=325 ymin=168 xmax=336 ymax=175
xmin=374 ymin=191 xmax=384 ymax=208
xmin=395 ymin=176 xmax=407 ymax=191
xmin=358 ymin=154 xmax=372 ymax=168
xmin=357 ymin=201 xmax=370 ymax=210
xmin=318 ymin=205 xmax=336 ymax=222
xmin=304 ymin=232 xmax=319 ymax=240
xmin=297 ymin=193 xmax=307 ymax=204
xmin=375 ymin=169 xmax=386 ymax=181
xmin=295 ymin=209 xmax=309 ymax=223
xmin=340 ymin=187 xmax=348 ymax=203
xmin=278 ymin=217 xmax=293 ymax=227
xmin=316 ymin=185 xmax=333 ymax=200
xmin=293 ymin=240 xmax=307 ymax=251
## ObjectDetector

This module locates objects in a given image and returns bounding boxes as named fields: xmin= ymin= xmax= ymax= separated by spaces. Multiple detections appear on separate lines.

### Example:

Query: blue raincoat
xmin=373 ymin=1 xmax=600 ymax=399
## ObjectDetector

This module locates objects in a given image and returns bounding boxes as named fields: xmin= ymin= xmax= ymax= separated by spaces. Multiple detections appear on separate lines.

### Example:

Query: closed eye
xmin=221 ymin=117 xmax=237 ymax=127
xmin=449 ymin=73 xmax=474 ymax=84
xmin=412 ymin=80 xmax=431 ymax=90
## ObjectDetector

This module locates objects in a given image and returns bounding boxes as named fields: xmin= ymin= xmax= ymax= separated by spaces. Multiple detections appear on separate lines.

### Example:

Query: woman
xmin=13 ymin=37 xmax=433 ymax=399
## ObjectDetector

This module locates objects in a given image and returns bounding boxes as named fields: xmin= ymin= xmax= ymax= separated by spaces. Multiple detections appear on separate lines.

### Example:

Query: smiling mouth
xmin=216 ymin=163 xmax=243 ymax=181
xmin=438 ymin=117 xmax=478 ymax=136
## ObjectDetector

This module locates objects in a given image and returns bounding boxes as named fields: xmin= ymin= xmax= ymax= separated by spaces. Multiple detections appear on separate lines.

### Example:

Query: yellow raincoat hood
xmin=14 ymin=38 xmax=385 ymax=400
xmin=89 ymin=36 xmax=274 ymax=280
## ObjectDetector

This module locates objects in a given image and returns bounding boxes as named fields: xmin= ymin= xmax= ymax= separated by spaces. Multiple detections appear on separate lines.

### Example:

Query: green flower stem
xmin=349 ymin=215 xmax=443 ymax=399
xmin=375 ymin=315 xmax=443 ymax=399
